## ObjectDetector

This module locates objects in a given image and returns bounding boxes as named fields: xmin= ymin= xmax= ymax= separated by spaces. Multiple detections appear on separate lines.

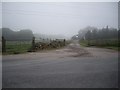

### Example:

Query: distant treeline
xmin=72 ymin=26 xmax=119 ymax=40
xmin=72 ymin=26 xmax=120 ymax=49
xmin=1 ymin=28 xmax=34 ymax=41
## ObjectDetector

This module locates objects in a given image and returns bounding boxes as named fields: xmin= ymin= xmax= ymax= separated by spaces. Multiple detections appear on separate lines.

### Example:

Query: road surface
xmin=2 ymin=41 xmax=118 ymax=88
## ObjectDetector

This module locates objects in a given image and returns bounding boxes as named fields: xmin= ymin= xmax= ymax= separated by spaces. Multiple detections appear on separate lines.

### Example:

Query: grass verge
xmin=80 ymin=39 xmax=120 ymax=51
xmin=3 ymin=44 xmax=32 ymax=55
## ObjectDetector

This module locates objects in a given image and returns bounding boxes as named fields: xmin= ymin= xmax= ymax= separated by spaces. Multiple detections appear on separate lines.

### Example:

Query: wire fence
xmin=2 ymin=36 xmax=67 ymax=54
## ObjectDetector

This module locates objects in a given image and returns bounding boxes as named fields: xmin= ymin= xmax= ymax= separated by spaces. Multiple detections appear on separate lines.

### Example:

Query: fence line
xmin=2 ymin=36 xmax=66 ymax=54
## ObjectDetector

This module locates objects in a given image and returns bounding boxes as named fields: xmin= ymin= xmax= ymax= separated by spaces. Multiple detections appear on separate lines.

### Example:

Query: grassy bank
xmin=3 ymin=41 xmax=32 ymax=55
xmin=80 ymin=39 xmax=120 ymax=51
xmin=3 ymin=40 xmax=70 ymax=55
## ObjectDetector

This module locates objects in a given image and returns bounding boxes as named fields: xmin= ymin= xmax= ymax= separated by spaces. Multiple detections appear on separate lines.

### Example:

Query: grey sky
xmin=2 ymin=2 xmax=118 ymax=38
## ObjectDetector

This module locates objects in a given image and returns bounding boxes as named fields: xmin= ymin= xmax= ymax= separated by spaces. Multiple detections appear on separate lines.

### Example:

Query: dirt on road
xmin=2 ymin=41 xmax=118 ymax=88
xmin=3 ymin=41 xmax=118 ymax=60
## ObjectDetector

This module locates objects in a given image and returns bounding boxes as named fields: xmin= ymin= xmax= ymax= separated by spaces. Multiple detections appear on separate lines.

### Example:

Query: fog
xmin=2 ymin=2 xmax=118 ymax=39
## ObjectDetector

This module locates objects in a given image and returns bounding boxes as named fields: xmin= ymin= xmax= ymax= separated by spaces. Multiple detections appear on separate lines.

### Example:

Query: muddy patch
xmin=64 ymin=46 xmax=92 ymax=57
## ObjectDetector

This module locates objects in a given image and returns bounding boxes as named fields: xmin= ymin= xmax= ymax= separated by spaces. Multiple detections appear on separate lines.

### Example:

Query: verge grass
xmin=80 ymin=39 xmax=120 ymax=51
xmin=3 ymin=41 xmax=32 ymax=55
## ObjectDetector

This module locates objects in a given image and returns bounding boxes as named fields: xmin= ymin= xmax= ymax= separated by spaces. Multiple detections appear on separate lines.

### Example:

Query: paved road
xmin=2 ymin=41 xmax=118 ymax=88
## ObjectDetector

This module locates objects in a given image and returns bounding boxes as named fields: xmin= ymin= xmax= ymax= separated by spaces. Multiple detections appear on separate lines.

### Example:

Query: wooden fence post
xmin=63 ymin=39 xmax=66 ymax=46
xmin=2 ymin=36 xmax=6 ymax=52
xmin=32 ymin=37 xmax=35 ymax=49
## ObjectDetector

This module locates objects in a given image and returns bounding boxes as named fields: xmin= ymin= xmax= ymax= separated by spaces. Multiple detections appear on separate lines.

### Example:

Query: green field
xmin=3 ymin=41 xmax=32 ymax=54
xmin=80 ymin=39 xmax=120 ymax=51
xmin=3 ymin=40 xmax=69 ymax=55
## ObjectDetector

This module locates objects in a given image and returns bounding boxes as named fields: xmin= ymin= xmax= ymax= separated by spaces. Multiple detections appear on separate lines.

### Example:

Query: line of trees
xmin=1 ymin=28 xmax=34 ymax=41
xmin=72 ymin=26 xmax=119 ymax=41
xmin=84 ymin=26 xmax=118 ymax=40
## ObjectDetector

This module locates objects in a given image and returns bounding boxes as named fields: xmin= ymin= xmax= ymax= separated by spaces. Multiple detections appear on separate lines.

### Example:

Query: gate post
xmin=2 ymin=36 xmax=6 ymax=52
xmin=63 ymin=39 xmax=66 ymax=46
xmin=32 ymin=37 xmax=35 ymax=49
